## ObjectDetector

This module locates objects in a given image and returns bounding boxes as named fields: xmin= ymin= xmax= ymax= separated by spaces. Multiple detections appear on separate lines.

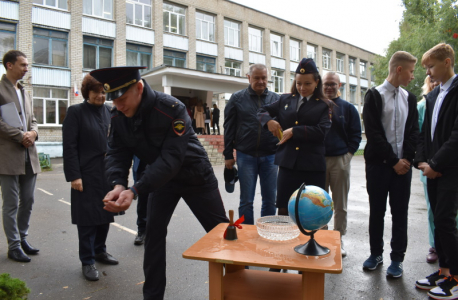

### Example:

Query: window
xmin=248 ymin=27 xmax=262 ymax=53
xmin=290 ymin=39 xmax=300 ymax=62
xmin=126 ymin=0 xmax=152 ymax=28
xmin=83 ymin=36 xmax=113 ymax=70
xmin=33 ymin=0 xmax=68 ymax=10
xmin=0 ymin=23 xmax=16 ymax=61
xmin=322 ymin=48 xmax=331 ymax=70
xmin=307 ymin=44 xmax=317 ymax=61
xmin=163 ymin=3 xmax=185 ymax=35
xmin=224 ymin=19 xmax=240 ymax=47
xmin=196 ymin=11 xmax=215 ymax=42
xmin=225 ymin=60 xmax=241 ymax=76
xmin=163 ymin=49 xmax=186 ymax=67
xmin=360 ymin=60 xmax=367 ymax=78
xmin=349 ymin=57 xmax=356 ymax=76
xmin=336 ymin=52 xmax=344 ymax=73
xmin=196 ymin=55 xmax=215 ymax=73
xmin=271 ymin=69 xmax=284 ymax=93
xmin=360 ymin=87 xmax=367 ymax=105
xmin=339 ymin=83 xmax=346 ymax=100
xmin=290 ymin=72 xmax=295 ymax=85
xmin=270 ymin=33 xmax=282 ymax=58
xmin=33 ymin=28 xmax=68 ymax=67
xmin=33 ymin=87 xmax=68 ymax=125
xmin=126 ymin=44 xmax=152 ymax=73
xmin=349 ymin=84 xmax=357 ymax=104
xmin=83 ymin=0 xmax=113 ymax=19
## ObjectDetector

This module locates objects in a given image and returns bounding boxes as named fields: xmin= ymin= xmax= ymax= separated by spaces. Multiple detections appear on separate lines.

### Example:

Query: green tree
xmin=373 ymin=0 xmax=458 ymax=97
xmin=0 ymin=273 xmax=30 ymax=300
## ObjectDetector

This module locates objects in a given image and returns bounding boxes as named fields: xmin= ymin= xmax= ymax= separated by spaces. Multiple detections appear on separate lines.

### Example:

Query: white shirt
xmin=16 ymin=88 xmax=27 ymax=131
xmin=376 ymin=80 xmax=409 ymax=159
xmin=431 ymin=74 xmax=457 ymax=140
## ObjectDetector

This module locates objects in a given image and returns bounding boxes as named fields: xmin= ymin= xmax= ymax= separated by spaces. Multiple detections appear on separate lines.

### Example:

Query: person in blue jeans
xmin=223 ymin=64 xmax=279 ymax=225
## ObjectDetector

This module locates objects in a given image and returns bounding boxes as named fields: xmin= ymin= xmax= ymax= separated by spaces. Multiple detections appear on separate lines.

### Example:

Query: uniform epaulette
xmin=159 ymin=95 xmax=180 ymax=109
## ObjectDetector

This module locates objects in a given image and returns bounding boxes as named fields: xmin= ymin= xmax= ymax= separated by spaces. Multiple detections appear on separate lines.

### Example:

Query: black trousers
xmin=136 ymin=163 xmax=148 ymax=234
xmin=77 ymin=223 xmax=110 ymax=265
xmin=427 ymin=169 xmax=458 ymax=274
xmin=366 ymin=163 xmax=412 ymax=262
xmin=142 ymin=186 xmax=228 ymax=300
xmin=204 ymin=122 xmax=211 ymax=134
xmin=212 ymin=118 xmax=220 ymax=135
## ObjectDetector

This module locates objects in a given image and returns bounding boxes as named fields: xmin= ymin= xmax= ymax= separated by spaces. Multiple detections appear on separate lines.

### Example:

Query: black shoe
xmin=21 ymin=240 xmax=39 ymax=255
xmin=82 ymin=264 xmax=99 ymax=281
xmin=8 ymin=248 xmax=31 ymax=262
xmin=134 ymin=232 xmax=145 ymax=245
xmin=95 ymin=252 xmax=119 ymax=265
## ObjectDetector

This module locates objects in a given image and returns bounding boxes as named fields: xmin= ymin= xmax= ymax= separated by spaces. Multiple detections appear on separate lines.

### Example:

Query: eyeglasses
xmin=324 ymin=83 xmax=338 ymax=88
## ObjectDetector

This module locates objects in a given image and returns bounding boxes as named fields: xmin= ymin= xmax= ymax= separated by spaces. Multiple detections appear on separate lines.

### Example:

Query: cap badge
xmin=300 ymin=68 xmax=305 ymax=74
xmin=104 ymin=83 xmax=110 ymax=91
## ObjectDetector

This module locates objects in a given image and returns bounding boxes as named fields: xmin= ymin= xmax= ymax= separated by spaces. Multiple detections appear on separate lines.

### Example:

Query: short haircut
xmin=2 ymin=50 xmax=27 ymax=69
xmin=422 ymin=43 xmax=455 ymax=66
xmin=247 ymin=64 xmax=267 ymax=75
xmin=81 ymin=74 xmax=104 ymax=100
xmin=323 ymin=71 xmax=340 ymax=83
xmin=388 ymin=51 xmax=417 ymax=73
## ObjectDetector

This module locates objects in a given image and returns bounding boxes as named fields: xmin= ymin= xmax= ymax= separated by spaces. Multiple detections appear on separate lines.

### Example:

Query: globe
xmin=288 ymin=185 xmax=334 ymax=231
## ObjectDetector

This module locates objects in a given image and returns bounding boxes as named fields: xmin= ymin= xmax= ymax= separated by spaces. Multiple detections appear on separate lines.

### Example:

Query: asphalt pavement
xmin=0 ymin=155 xmax=438 ymax=300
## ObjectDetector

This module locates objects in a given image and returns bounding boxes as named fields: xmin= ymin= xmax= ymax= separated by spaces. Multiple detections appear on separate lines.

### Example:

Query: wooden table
xmin=182 ymin=223 xmax=342 ymax=300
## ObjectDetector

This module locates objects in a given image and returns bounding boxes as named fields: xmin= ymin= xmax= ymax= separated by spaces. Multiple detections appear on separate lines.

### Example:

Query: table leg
xmin=225 ymin=264 xmax=245 ymax=273
xmin=209 ymin=262 xmax=224 ymax=300
xmin=301 ymin=272 xmax=324 ymax=300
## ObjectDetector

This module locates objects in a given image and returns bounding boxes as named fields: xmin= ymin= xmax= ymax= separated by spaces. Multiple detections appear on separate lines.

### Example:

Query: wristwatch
xmin=129 ymin=186 xmax=138 ymax=200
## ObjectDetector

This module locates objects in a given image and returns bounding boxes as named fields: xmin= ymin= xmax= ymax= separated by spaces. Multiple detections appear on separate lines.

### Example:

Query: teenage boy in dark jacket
xmin=362 ymin=51 xmax=419 ymax=279
xmin=224 ymin=64 xmax=279 ymax=224
xmin=414 ymin=43 xmax=458 ymax=300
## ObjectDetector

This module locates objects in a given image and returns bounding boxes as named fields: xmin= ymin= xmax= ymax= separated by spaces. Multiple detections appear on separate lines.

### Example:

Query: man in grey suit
xmin=0 ymin=50 xmax=41 ymax=262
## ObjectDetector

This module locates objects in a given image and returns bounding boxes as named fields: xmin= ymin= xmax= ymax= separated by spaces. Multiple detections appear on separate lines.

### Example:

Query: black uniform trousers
xmin=143 ymin=186 xmax=228 ymax=300
xmin=366 ymin=163 xmax=412 ymax=262
xmin=276 ymin=167 xmax=326 ymax=209
xmin=427 ymin=169 xmax=458 ymax=275
xmin=135 ymin=163 xmax=148 ymax=234
xmin=77 ymin=223 xmax=110 ymax=265
xmin=212 ymin=117 xmax=220 ymax=135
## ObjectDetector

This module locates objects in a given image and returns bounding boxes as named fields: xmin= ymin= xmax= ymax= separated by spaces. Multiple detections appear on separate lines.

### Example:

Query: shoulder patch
xmin=173 ymin=119 xmax=186 ymax=136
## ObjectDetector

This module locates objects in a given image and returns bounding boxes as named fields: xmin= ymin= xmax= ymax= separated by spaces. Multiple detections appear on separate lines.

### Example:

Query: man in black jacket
xmin=91 ymin=66 xmax=228 ymax=300
xmin=414 ymin=43 xmax=458 ymax=299
xmin=362 ymin=51 xmax=419 ymax=278
xmin=223 ymin=64 xmax=279 ymax=224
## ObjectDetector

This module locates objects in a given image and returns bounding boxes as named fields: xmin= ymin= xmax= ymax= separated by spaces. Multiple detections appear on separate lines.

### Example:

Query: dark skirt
xmin=276 ymin=166 xmax=326 ymax=209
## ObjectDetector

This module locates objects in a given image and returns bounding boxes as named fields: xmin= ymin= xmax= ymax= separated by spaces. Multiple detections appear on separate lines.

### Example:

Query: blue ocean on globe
xmin=288 ymin=185 xmax=334 ymax=231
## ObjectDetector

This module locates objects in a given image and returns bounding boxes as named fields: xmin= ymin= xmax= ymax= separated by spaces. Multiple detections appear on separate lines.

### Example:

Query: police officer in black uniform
xmin=90 ymin=66 xmax=228 ymax=300
xmin=257 ymin=58 xmax=332 ymax=216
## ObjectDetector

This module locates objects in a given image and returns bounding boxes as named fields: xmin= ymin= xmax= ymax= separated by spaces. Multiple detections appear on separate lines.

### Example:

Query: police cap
xmin=296 ymin=58 xmax=318 ymax=74
xmin=90 ymin=66 xmax=147 ymax=101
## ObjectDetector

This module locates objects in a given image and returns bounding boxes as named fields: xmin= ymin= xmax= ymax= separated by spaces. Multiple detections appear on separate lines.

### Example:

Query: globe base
xmin=294 ymin=238 xmax=330 ymax=256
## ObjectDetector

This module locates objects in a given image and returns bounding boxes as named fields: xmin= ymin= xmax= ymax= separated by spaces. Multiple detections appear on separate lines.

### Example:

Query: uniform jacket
xmin=106 ymin=80 xmax=217 ymax=195
xmin=324 ymin=97 xmax=362 ymax=156
xmin=257 ymin=93 xmax=332 ymax=172
xmin=363 ymin=87 xmax=419 ymax=166
xmin=62 ymin=101 xmax=114 ymax=226
xmin=223 ymin=86 xmax=279 ymax=159
xmin=0 ymin=74 xmax=40 ymax=175
xmin=414 ymin=76 xmax=458 ymax=172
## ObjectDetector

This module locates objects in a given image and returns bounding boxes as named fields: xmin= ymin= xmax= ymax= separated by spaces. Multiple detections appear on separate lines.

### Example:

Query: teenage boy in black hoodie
xmin=362 ymin=51 xmax=419 ymax=278
xmin=414 ymin=43 xmax=458 ymax=300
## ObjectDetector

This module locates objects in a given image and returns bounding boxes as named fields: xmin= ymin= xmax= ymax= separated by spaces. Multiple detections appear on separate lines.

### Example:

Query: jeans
xmin=236 ymin=151 xmax=277 ymax=225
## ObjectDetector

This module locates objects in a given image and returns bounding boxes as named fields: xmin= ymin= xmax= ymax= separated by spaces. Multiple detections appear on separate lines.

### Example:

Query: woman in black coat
xmin=257 ymin=58 xmax=332 ymax=216
xmin=63 ymin=74 xmax=118 ymax=281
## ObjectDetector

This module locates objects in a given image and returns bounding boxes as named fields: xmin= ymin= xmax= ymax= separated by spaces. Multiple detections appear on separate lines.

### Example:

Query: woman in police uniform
xmin=257 ymin=58 xmax=331 ymax=216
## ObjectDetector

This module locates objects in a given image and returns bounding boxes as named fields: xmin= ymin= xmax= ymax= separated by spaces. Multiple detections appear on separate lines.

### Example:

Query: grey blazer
xmin=0 ymin=74 xmax=40 ymax=175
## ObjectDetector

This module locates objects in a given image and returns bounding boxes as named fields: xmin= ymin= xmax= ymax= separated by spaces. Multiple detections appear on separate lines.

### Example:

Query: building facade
xmin=0 ymin=0 xmax=376 ymax=157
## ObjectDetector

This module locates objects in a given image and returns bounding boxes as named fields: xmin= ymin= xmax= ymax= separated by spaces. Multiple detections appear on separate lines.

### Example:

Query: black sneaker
xmin=427 ymin=276 xmax=458 ymax=299
xmin=416 ymin=270 xmax=447 ymax=290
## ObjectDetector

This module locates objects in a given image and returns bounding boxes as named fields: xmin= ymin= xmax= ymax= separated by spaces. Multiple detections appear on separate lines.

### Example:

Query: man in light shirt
xmin=362 ymin=51 xmax=419 ymax=278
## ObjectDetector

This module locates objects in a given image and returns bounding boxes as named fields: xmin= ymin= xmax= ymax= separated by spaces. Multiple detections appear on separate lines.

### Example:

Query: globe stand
xmin=294 ymin=183 xmax=330 ymax=256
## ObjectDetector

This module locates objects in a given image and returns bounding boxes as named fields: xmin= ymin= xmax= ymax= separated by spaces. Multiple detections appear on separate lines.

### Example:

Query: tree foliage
xmin=0 ymin=273 xmax=30 ymax=300
xmin=373 ymin=0 xmax=458 ymax=97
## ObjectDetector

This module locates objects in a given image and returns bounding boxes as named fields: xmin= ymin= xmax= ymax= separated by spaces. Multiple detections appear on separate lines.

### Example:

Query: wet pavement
xmin=0 ymin=156 xmax=437 ymax=299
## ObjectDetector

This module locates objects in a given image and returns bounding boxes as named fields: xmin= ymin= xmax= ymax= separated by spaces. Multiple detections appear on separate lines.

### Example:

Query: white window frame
xmin=336 ymin=53 xmax=344 ymax=73
xmin=33 ymin=0 xmax=68 ymax=10
xmin=360 ymin=87 xmax=367 ymax=106
xmin=271 ymin=69 xmax=284 ymax=93
xmin=349 ymin=57 xmax=356 ymax=76
xmin=163 ymin=2 xmax=186 ymax=35
xmin=360 ymin=61 xmax=367 ymax=78
xmin=83 ymin=0 xmax=113 ymax=20
xmin=307 ymin=44 xmax=317 ymax=61
xmin=290 ymin=39 xmax=300 ymax=62
xmin=224 ymin=19 xmax=240 ymax=47
xmin=248 ymin=27 xmax=262 ymax=53
xmin=270 ymin=33 xmax=283 ymax=58
xmin=32 ymin=87 xmax=69 ymax=126
xmin=349 ymin=84 xmax=357 ymax=104
xmin=225 ymin=60 xmax=241 ymax=77
xmin=0 ymin=22 xmax=16 ymax=62
xmin=322 ymin=48 xmax=331 ymax=70
xmin=196 ymin=11 xmax=215 ymax=42
xmin=339 ymin=83 xmax=346 ymax=100
xmin=126 ymin=0 xmax=152 ymax=28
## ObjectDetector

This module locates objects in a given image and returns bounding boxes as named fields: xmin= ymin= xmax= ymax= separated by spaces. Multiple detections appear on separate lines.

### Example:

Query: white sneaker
xmin=341 ymin=240 xmax=347 ymax=257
